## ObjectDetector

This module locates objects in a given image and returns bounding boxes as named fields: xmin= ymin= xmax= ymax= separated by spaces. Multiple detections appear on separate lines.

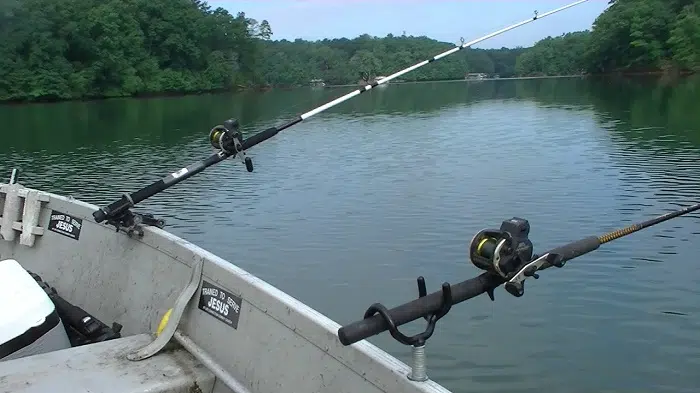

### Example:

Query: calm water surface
xmin=2 ymin=77 xmax=700 ymax=393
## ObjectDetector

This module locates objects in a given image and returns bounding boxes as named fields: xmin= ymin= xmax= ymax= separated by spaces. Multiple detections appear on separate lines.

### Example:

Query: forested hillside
xmin=0 ymin=0 xmax=523 ymax=102
xmin=255 ymin=36 xmax=524 ymax=86
xmin=0 ymin=0 xmax=271 ymax=102
xmin=516 ymin=0 xmax=700 ymax=76
xmin=1 ymin=0 xmax=697 ymax=103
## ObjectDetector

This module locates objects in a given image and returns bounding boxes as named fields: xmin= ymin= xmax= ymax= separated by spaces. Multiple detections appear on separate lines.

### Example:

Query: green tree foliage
xmin=255 ymin=35 xmax=524 ymax=87
xmin=0 ymin=0 xmax=270 ymax=102
xmin=0 ymin=0 xmax=534 ymax=103
xmin=667 ymin=2 xmax=700 ymax=72
xmin=515 ymin=32 xmax=591 ymax=76
xmin=517 ymin=0 xmax=700 ymax=76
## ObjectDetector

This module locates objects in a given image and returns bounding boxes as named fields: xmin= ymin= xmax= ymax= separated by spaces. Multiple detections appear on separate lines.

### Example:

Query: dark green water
xmin=2 ymin=76 xmax=700 ymax=393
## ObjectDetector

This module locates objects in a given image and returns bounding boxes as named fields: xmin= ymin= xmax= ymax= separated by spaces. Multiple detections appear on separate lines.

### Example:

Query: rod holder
xmin=361 ymin=276 xmax=453 ymax=382
xmin=9 ymin=168 xmax=18 ymax=184
xmin=408 ymin=344 xmax=428 ymax=382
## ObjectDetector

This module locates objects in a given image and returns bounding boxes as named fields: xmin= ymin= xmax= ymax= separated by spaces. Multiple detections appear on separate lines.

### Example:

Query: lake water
xmin=2 ymin=76 xmax=700 ymax=393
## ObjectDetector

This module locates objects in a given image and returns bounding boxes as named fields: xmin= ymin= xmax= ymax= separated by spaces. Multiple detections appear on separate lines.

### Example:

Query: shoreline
xmin=0 ymin=86 xmax=256 ymax=107
xmin=1 ymin=71 xmax=695 ymax=107
xmin=322 ymin=74 xmax=585 ymax=89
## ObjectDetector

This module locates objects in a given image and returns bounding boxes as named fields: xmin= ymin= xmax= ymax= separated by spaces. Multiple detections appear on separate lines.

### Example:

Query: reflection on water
xmin=2 ymin=76 xmax=700 ymax=393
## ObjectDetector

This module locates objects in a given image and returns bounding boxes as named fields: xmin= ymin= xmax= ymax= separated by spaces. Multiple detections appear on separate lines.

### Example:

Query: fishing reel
xmin=469 ymin=217 xmax=535 ymax=280
xmin=209 ymin=118 xmax=254 ymax=172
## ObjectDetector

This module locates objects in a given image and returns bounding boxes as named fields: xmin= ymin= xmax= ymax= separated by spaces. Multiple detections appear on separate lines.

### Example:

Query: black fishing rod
xmin=92 ymin=0 xmax=590 ymax=233
xmin=337 ymin=202 xmax=700 ymax=349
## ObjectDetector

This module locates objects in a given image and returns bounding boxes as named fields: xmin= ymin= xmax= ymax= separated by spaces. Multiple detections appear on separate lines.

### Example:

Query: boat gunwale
xmin=0 ymin=182 xmax=453 ymax=393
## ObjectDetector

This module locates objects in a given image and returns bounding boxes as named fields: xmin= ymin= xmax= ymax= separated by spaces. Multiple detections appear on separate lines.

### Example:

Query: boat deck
xmin=0 ymin=334 xmax=216 ymax=393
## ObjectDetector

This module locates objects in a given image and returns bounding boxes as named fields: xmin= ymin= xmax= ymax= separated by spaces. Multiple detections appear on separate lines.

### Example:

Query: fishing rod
xmin=92 ymin=0 xmax=590 ymax=233
xmin=336 ymin=202 xmax=700 ymax=380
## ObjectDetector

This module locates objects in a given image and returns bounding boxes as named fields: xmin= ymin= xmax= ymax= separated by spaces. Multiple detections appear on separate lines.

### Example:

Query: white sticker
xmin=171 ymin=168 xmax=189 ymax=178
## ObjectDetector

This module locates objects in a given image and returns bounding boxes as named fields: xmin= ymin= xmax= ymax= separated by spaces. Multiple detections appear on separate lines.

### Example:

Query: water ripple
xmin=2 ymin=80 xmax=700 ymax=393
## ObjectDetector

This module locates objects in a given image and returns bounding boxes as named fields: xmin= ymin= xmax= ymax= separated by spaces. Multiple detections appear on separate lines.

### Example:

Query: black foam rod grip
xmin=546 ymin=236 xmax=600 ymax=266
xmin=51 ymin=294 xmax=101 ymax=336
xmin=242 ymin=127 xmax=279 ymax=150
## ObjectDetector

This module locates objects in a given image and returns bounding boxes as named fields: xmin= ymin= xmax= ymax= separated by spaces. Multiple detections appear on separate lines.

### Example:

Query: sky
xmin=210 ymin=0 xmax=610 ymax=49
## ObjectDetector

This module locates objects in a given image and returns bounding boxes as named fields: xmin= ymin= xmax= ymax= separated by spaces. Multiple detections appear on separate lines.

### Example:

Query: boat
xmin=2 ymin=3 xmax=624 ymax=392
xmin=0 ymin=173 xmax=452 ymax=393
xmin=2 ymin=146 xmax=697 ymax=393
xmin=310 ymin=79 xmax=326 ymax=88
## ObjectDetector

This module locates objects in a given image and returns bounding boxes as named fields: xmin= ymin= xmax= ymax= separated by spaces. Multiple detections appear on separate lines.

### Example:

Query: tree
xmin=516 ymin=0 xmax=700 ymax=75
xmin=0 ymin=0 xmax=265 ymax=102
xmin=257 ymin=20 xmax=272 ymax=40
xmin=516 ymin=32 xmax=591 ymax=76
xmin=349 ymin=50 xmax=382 ymax=81
xmin=667 ymin=2 xmax=700 ymax=71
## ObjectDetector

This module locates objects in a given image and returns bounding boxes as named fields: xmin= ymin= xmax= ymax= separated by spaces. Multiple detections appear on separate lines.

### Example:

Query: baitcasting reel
xmin=469 ymin=217 xmax=535 ymax=279
xmin=209 ymin=118 xmax=254 ymax=172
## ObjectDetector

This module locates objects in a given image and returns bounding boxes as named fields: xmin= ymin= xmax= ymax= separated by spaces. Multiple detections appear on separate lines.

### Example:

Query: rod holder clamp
xmin=362 ymin=276 xmax=453 ymax=382
xmin=107 ymin=210 xmax=165 ymax=238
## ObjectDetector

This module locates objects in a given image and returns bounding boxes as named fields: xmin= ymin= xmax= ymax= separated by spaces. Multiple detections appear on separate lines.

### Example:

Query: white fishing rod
xmin=93 ymin=0 xmax=590 ymax=229
xmin=301 ymin=0 xmax=590 ymax=120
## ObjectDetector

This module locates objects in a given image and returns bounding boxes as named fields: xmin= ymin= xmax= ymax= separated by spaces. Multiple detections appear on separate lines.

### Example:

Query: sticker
xmin=47 ymin=210 xmax=83 ymax=240
xmin=198 ymin=280 xmax=242 ymax=329
xmin=171 ymin=168 xmax=188 ymax=179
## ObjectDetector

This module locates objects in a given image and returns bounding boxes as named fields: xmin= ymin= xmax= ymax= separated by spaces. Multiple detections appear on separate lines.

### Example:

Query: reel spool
xmin=469 ymin=218 xmax=534 ymax=278
xmin=209 ymin=118 xmax=254 ymax=172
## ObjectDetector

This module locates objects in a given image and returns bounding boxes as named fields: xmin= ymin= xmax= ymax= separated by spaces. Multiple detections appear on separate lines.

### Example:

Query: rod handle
xmin=545 ymin=235 xmax=601 ymax=268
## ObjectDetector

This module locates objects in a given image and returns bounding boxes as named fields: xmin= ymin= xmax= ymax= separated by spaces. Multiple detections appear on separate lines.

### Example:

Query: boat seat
xmin=0 ymin=334 xmax=216 ymax=393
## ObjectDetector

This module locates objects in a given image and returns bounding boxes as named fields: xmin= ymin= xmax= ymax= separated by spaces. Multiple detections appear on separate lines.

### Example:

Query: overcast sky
xmin=210 ymin=0 xmax=610 ymax=49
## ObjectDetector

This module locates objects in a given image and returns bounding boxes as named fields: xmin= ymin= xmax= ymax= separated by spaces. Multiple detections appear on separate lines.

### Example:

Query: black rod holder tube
xmin=337 ymin=273 xmax=505 ymax=345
